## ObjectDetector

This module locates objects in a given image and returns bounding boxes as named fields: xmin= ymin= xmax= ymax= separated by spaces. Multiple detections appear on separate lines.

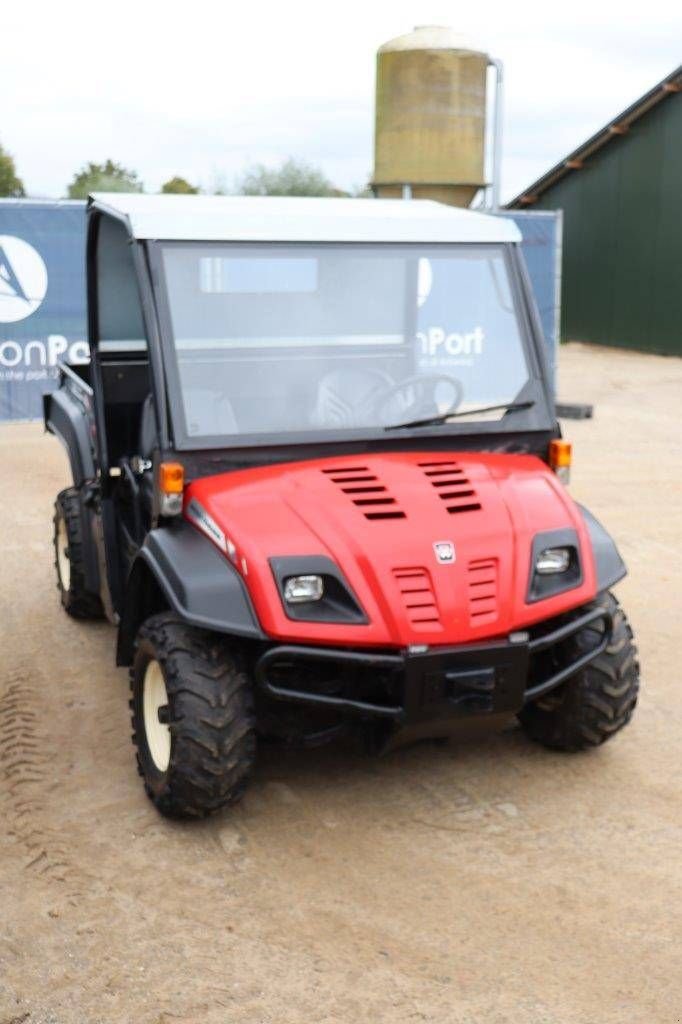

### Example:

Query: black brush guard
xmin=254 ymin=605 xmax=613 ymax=727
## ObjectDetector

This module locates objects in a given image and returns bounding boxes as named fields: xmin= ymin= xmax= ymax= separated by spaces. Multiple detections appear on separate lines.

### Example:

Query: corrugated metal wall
xmin=532 ymin=91 xmax=682 ymax=356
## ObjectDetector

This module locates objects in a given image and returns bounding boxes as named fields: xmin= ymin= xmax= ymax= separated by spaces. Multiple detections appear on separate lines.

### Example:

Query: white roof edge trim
xmin=89 ymin=193 xmax=521 ymax=245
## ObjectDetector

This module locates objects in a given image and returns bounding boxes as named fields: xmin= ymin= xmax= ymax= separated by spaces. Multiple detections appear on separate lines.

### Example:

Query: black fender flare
xmin=578 ymin=504 xmax=627 ymax=592
xmin=116 ymin=524 xmax=265 ymax=666
xmin=44 ymin=387 xmax=95 ymax=487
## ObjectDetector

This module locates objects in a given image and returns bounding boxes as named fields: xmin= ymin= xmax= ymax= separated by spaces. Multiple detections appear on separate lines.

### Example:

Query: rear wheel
xmin=53 ymin=487 xmax=103 ymax=619
xmin=130 ymin=614 xmax=256 ymax=818
xmin=519 ymin=592 xmax=639 ymax=751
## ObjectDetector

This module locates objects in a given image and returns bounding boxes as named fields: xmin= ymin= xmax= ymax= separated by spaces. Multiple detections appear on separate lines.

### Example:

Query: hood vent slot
xmin=322 ymin=466 xmax=406 ymax=521
xmin=467 ymin=558 xmax=499 ymax=626
xmin=393 ymin=567 xmax=442 ymax=631
xmin=418 ymin=460 xmax=482 ymax=515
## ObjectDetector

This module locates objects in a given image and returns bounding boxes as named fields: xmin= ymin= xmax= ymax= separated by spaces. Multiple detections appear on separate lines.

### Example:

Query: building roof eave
xmin=507 ymin=64 xmax=682 ymax=208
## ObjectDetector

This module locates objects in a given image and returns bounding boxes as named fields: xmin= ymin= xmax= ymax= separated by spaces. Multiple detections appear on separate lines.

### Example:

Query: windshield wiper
xmin=384 ymin=400 xmax=535 ymax=432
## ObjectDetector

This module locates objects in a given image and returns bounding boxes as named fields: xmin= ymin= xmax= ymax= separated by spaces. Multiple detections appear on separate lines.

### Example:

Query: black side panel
xmin=132 ymin=524 xmax=263 ymax=639
xmin=579 ymin=504 xmax=627 ymax=591
xmin=44 ymin=387 xmax=95 ymax=486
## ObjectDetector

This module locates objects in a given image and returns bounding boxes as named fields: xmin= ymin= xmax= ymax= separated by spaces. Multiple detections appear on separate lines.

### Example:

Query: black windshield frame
xmin=147 ymin=239 xmax=555 ymax=454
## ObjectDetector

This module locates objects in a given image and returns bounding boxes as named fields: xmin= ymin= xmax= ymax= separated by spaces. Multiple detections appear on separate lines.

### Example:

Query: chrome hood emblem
xmin=433 ymin=540 xmax=456 ymax=565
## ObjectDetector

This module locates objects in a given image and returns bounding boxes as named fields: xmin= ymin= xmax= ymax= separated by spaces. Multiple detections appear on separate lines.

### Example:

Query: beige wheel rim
xmin=143 ymin=660 xmax=171 ymax=772
xmin=57 ymin=515 xmax=71 ymax=592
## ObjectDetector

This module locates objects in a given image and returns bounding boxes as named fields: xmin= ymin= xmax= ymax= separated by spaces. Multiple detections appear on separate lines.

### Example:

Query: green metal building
xmin=508 ymin=66 xmax=682 ymax=356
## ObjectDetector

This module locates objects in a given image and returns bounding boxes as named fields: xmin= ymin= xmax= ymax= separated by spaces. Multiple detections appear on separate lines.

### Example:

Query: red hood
xmin=185 ymin=452 xmax=597 ymax=648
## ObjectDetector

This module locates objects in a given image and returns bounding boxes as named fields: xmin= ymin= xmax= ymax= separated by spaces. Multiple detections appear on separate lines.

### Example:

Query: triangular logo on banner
xmin=0 ymin=245 xmax=29 ymax=301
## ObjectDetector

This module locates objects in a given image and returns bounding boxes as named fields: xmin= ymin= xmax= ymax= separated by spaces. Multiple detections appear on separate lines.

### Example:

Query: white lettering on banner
xmin=0 ymin=335 xmax=88 ymax=370
xmin=24 ymin=340 xmax=47 ymax=366
xmin=0 ymin=340 xmax=22 ymax=367
xmin=48 ymin=335 xmax=68 ymax=364
xmin=417 ymin=326 xmax=485 ymax=358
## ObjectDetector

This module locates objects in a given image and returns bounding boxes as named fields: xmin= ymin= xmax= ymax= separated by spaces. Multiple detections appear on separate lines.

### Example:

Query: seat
xmin=138 ymin=394 xmax=157 ymax=457
xmin=137 ymin=390 xmax=239 ymax=455
xmin=183 ymin=389 xmax=239 ymax=438
xmin=311 ymin=369 xmax=393 ymax=428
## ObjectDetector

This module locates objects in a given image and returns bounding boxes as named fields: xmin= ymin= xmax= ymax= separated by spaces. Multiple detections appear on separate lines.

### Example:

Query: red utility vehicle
xmin=45 ymin=194 xmax=639 ymax=818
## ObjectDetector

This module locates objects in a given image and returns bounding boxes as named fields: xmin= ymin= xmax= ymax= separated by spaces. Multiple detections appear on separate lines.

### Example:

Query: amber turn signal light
xmin=158 ymin=462 xmax=184 ymax=516
xmin=159 ymin=462 xmax=184 ymax=493
xmin=549 ymin=440 xmax=572 ymax=483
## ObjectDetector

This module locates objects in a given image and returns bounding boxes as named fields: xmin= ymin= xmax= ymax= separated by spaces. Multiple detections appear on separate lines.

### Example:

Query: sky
xmin=3 ymin=0 xmax=681 ymax=204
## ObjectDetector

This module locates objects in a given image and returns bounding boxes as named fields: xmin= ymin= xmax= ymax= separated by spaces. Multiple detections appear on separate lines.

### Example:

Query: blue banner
xmin=0 ymin=200 xmax=87 ymax=420
xmin=496 ymin=209 xmax=563 ymax=384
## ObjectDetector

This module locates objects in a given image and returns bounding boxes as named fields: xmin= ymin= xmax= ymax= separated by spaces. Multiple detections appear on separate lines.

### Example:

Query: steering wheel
xmin=374 ymin=374 xmax=464 ymax=425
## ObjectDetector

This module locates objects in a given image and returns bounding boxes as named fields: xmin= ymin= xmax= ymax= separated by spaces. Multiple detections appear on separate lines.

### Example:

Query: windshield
xmin=160 ymin=243 xmax=531 ymax=443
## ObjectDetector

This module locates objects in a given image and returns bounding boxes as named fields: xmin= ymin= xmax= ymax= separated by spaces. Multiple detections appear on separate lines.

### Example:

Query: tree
xmin=0 ymin=143 xmax=25 ymax=197
xmin=67 ymin=160 xmax=143 ymax=199
xmin=236 ymin=158 xmax=336 ymax=197
xmin=161 ymin=176 xmax=199 ymax=194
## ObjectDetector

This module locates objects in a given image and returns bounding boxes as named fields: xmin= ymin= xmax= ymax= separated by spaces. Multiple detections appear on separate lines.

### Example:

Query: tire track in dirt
xmin=0 ymin=672 xmax=86 ymax=902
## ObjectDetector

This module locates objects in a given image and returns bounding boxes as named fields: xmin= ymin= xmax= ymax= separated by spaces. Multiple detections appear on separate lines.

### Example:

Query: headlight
xmin=536 ymin=547 xmax=571 ymax=574
xmin=527 ymin=529 xmax=582 ymax=603
xmin=283 ymin=574 xmax=324 ymax=604
xmin=271 ymin=557 xmax=367 ymax=623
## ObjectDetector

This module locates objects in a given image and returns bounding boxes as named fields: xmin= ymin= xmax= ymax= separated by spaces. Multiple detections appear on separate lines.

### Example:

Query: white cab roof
xmin=89 ymin=193 xmax=520 ymax=245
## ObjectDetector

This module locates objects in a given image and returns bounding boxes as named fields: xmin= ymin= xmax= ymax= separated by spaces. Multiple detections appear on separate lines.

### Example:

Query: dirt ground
xmin=1 ymin=342 xmax=680 ymax=1024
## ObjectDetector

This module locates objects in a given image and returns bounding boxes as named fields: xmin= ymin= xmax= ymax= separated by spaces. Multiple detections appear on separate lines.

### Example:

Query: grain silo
xmin=372 ymin=26 xmax=497 ymax=208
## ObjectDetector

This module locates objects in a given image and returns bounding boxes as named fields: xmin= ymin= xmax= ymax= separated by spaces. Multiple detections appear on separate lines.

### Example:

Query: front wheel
xmin=130 ymin=614 xmax=256 ymax=818
xmin=519 ymin=592 xmax=640 ymax=751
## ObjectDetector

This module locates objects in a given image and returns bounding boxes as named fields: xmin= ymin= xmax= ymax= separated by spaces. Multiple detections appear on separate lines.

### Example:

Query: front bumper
xmin=254 ymin=604 xmax=613 ymax=728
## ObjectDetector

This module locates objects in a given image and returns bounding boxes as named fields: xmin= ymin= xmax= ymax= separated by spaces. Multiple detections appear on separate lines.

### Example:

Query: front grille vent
xmin=322 ymin=466 xmax=406 ymax=520
xmin=393 ymin=567 xmax=442 ymax=631
xmin=418 ymin=460 xmax=482 ymax=515
xmin=467 ymin=558 xmax=499 ymax=626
